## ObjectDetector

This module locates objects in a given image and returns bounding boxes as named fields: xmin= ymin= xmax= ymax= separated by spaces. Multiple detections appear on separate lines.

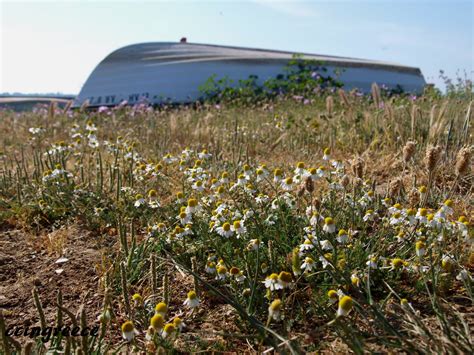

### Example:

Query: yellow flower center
xmin=155 ymin=302 xmax=167 ymax=314
xmin=150 ymin=314 xmax=164 ymax=329
xmin=278 ymin=271 xmax=292 ymax=283
xmin=338 ymin=296 xmax=353 ymax=311
xmin=270 ymin=299 xmax=282 ymax=311
xmin=121 ymin=321 xmax=134 ymax=333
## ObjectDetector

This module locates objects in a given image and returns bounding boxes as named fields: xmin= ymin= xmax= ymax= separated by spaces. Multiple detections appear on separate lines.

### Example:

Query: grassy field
xmin=0 ymin=86 xmax=472 ymax=353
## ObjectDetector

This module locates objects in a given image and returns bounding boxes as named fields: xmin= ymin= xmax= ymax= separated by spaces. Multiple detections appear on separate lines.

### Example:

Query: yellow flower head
xmin=132 ymin=293 xmax=142 ymax=304
xmin=269 ymin=299 xmax=282 ymax=312
xmin=150 ymin=314 xmax=164 ymax=330
xmin=324 ymin=217 xmax=334 ymax=225
xmin=187 ymin=290 xmax=197 ymax=300
xmin=121 ymin=320 xmax=134 ymax=333
xmin=391 ymin=258 xmax=405 ymax=269
xmin=230 ymin=267 xmax=240 ymax=276
xmin=278 ymin=271 xmax=292 ymax=284
xmin=155 ymin=302 xmax=167 ymax=315
xmin=187 ymin=198 xmax=198 ymax=208
xmin=217 ymin=265 xmax=228 ymax=275
xmin=338 ymin=296 xmax=353 ymax=312
xmin=296 ymin=161 xmax=305 ymax=169
xmin=163 ymin=323 xmax=175 ymax=334
xmin=267 ymin=273 xmax=279 ymax=281
xmin=415 ymin=241 xmax=425 ymax=251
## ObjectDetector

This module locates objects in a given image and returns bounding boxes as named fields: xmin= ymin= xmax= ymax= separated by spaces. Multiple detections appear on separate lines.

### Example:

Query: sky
xmin=0 ymin=0 xmax=473 ymax=94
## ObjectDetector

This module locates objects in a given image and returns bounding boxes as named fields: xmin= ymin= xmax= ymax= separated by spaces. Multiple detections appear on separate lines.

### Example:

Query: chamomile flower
xmin=390 ymin=212 xmax=404 ymax=225
xmin=247 ymin=239 xmax=261 ymax=251
xmin=134 ymin=194 xmax=146 ymax=208
xmin=382 ymin=197 xmax=392 ymax=208
xmin=320 ymin=253 xmax=332 ymax=269
xmin=301 ymin=257 xmax=315 ymax=273
xmin=441 ymin=255 xmax=455 ymax=272
xmin=307 ymin=167 xmax=319 ymax=181
xmin=440 ymin=199 xmax=454 ymax=216
xmin=161 ymin=323 xmax=175 ymax=338
xmin=173 ymin=317 xmax=185 ymax=331
xmin=231 ymin=220 xmax=246 ymax=237
xmin=456 ymin=216 xmax=469 ymax=237
xmin=216 ymin=265 xmax=228 ymax=280
xmin=132 ymin=293 xmax=143 ymax=307
xmin=186 ymin=198 xmax=198 ymax=214
xmin=320 ymin=239 xmax=334 ymax=251
xmin=273 ymin=168 xmax=283 ymax=183
xmin=395 ymin=231 xmax=406 ymax=243
xmin=337 ymin=296 xmax=353 ymax=317
xmin=281 ymin=177 xmax=294 ymax=191
xmin=415 ymin=241 xmax=426 ymax=257
xmin=323 ymin=147 xmax=331 ymax=161
xmin=268 ymin=299 xmax=282 ymax=320
xmin=366 ymin=255 xmax=378 ymax=269
xmin=183 ymin=290 xmax=200 ymax=309
xmin=299 ymin=239 xmax=314 ymax=253
xmin=205 ymin=261 xmax=216 ymax=274
xmin=175 ymin=192 xmax=185 ymax=204
xmin=150 ymin=314 xmax=164 ymax=331
xmin=216 ymin=222 xmax=234 ymax=238
xmin=255 ymin=169 xmax=267 ymax=183
xmin=418 ymin=185 xmax=427 ymax=200
xmin=391 ymin=258 xmax=406 ymax=270
xmin=316 ymin=166 xmax=326 ymax=178
xmin=351 ymin=273 xmax=360 ymax=287
xmin=155 ymin=302 xmax=168 ymax=317
xmin=405 ymin=208 xmax=416 ymax=225
xmin=389 ymin=203 xmax=403 ymax=215
xmin=416 ymin=208 xmax=428 ymax=224
xmin=363 ymin=209 xmax=375 ymax=222
xmin=198 ymin=149 xmax=211 ymax=159
xmin=178 ymin=210 xmax=192 ymax=225
xmin=121 ymin=321 xmax=138 ymax=342
xmin=323 ymin=217 xmax=336 ymax=233
xmin=162 ymin=153 xmax=175 ymax=164
xmin=400 ymin=298 xmax=414 ymax=312
xmin=337 ymin=229 xmax=349 ymax=244
xmin=264 ymin=273 xmax=281 ymax=291
xmin=192 ymin=180 xmax=205 ymax=192
xmin=294 ymin=162 xmax=306 ymax=176
xmin=327 ymin=290 xmax=339 ymax=304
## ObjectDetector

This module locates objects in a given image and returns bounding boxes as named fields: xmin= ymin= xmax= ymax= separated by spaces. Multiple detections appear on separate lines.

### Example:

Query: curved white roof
xmin=74 ymin=42 xmax=425 ymax=107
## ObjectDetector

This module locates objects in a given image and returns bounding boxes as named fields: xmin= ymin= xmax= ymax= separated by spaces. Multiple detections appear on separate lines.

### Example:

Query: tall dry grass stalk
xmin=455 ymin=146 xmax=471 ymax=177
xmin=351 ymin=156 xmax=365 ymax=179
xmin=371 ymin=83 xmax=382 ymax=108
xmin=403 ymin=140 xmax=416 ymax=163
xmin=423 ymin=145 xmax=441 ymax=205
xmin=338 ymin=89 xmax=351 ymax=107
xmin=326 ymin=96 xmax=334 ymax=116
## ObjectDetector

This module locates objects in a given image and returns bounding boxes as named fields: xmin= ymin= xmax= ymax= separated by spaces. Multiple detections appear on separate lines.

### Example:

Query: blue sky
xmin=1 ymin=0 xmax=472 ymax=94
